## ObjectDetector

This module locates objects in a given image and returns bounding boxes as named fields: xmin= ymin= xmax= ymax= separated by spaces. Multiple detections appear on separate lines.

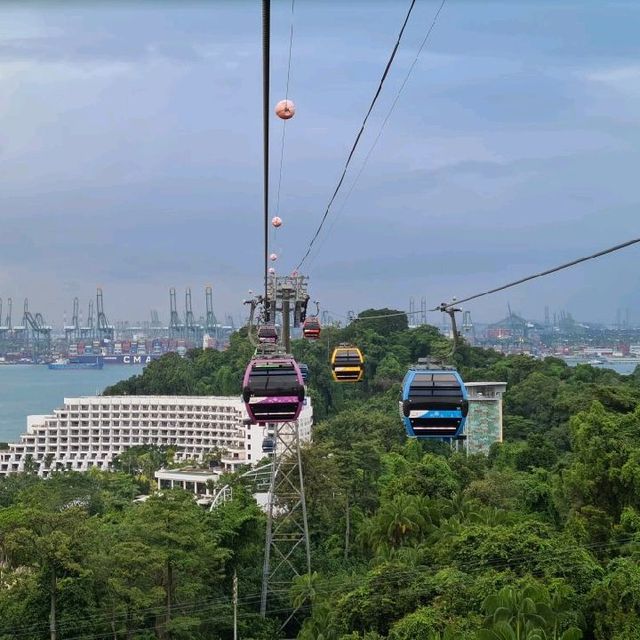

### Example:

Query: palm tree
xmin=375 ymin=494 xmax=427 ymax=547
xmin=444 ymin=491 xmax=478 ymax=520
xmin=428 ymin=629 xmax=460 ymax=640
xmin=429 ymin=514 xmax=463 ymax=546
xmin=298 ymin=602 xmax=340 ymax=640
xmin=470 ymin=506 xmax=516 ymax=526
xmin=481 ymin=585 xmax=583 ymax=640
xmin=290 ymin=571 xmax=322 ymax=609
xmin=477 ymin=621 xmax=546 ymax=640
xmin=478 ymin=623 xmax=582 ymax=640
xmin=483 ymin=586 xmax=551 ymax=639
xmin=411 ymin=494 xmax=439 ymax=528
xmin=356 ymin=517 xmax=379 ymax=555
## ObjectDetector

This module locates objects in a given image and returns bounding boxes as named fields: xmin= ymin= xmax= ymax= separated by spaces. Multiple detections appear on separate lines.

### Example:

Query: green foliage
xmin=387 ymin=605 xmax=470 ymax=639
xmin=589 ymin=557 xmax=640 ymax=639
xmin=5 ymin=316 xmax=640 ymax=638
xmin=112 ymin=444 xmax=176 ymax=492
xmin=0 ymin=473 xmax=260 ymax=639
xmin=480 ymin=583 xmax=582 ymax=640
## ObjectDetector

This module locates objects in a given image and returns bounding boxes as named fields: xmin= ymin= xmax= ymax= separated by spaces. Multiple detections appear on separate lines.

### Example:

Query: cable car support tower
xmin=252 ymin=0 xmax=311 ymax=626
xmin=249 ymin=274 xmax=312 ymax=625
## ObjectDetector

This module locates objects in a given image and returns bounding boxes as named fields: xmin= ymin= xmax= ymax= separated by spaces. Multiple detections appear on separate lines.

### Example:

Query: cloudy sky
xmin=0 ymin=0 xmax=638 ymax=327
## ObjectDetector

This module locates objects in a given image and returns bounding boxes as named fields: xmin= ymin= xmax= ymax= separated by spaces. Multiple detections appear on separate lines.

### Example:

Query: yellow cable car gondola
xmin=331 ymin=345 xmax=364 ymax=383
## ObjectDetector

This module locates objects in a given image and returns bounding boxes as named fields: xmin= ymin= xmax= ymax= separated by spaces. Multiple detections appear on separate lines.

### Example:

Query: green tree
xmin=590 ymin=557 xmax=640 ymax=640
xmin=374 ymin=494 xmax=428 ymax=548
xmin=123 ymin=490 xmax=228 ymax=639
xmin=480 ymin=584 xmax=582 ymax=640
xmin=2 ymin=504 xmax=91 ymax=640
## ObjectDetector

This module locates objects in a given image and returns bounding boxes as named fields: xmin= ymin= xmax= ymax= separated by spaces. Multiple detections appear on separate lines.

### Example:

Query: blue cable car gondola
xmin=401 ymin=366 xmax=468 ymax=439
xmin=299 ymin=363 xmax=309 ymax=384
xmin=262 ymin=436 xmax=276 ymax=454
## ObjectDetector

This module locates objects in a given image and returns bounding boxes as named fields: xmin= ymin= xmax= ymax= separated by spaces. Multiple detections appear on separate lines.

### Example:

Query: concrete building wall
xmin=464 ymin=382 xmax=507 ymax=455
xmin=0 ymin=395 xmax=313 ymax=477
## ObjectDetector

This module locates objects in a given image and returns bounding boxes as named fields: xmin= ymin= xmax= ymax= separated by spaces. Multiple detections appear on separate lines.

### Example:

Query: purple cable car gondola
xmin=242 ymin=357 xmax=305 ymax=423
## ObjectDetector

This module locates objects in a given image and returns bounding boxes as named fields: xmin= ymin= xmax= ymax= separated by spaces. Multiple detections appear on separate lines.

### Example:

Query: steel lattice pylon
xmin=260 ymin=420 xmax=311 ymax=625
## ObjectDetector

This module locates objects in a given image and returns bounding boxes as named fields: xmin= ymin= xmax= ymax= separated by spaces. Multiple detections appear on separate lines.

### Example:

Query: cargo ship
xmin=102 ymin=354 xmax=161 ymax=365
xmin=66 ymin=338 xmax=167 ymax=365
xmin=48 ymin=357 xmax=104 ymax=371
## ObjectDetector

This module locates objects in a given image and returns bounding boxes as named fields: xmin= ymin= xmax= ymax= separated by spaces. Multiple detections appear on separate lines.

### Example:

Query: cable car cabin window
xmin=411 ymin=418 xmax=462 ymax=437
xmin=409 ymin=375 xmax=462 ymax=394
xmin=334 ymin=353 xmax=362 ymax=365
xmin=411 ymin=373 xmax=458 ymax=385
xmin=251 ymin=401 xmax=301 ymax=421
xmin=248 ymin=365 xmax=299 ymax=393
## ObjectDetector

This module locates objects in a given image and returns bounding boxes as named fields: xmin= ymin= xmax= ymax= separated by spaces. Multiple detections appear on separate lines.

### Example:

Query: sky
xmin=0 ymin=0 xmax=638 ymax=327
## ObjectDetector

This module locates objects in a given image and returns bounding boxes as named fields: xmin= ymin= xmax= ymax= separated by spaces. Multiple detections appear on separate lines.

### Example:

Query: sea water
xmin=0 ymin=365 xmax=143 ymax=443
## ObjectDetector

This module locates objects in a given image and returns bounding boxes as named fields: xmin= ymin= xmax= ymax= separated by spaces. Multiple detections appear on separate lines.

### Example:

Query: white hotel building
xmin=0 ymin=396 xmax=313 ymax=477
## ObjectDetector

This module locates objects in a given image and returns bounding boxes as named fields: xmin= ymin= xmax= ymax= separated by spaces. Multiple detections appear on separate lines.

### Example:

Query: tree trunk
xmin=49 ymin=569 xmax=57 ymax=640
xmin=344 ymin=494 xmax=350 ymax=561
xmin=165 ymin=560 xmax=173 ymax=640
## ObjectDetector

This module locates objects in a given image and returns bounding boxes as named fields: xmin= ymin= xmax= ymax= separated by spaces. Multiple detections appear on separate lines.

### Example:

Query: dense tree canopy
xmin=2 ymin=314 xmax=640 ymax=638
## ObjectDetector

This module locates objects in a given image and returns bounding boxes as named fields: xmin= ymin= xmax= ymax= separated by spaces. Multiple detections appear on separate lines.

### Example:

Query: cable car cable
xmin=262 ymin=0 xmax=271 ymax=304
xmin=295 ymin=0 xmax=418 ymax=271
xmin=323 ymin=234 xmax=640 ymax=322
xmin=438 ymin=234 xmax=640 ymax=311
xmin=304 ymin=0 xmax=448 ymax=270
xmin=275 ymin=0 xmax=296 ymax=219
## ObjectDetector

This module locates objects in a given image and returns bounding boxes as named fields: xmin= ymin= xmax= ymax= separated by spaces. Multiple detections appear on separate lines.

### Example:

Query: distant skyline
xmin=0 ymin=1 xmax=638 ymax=326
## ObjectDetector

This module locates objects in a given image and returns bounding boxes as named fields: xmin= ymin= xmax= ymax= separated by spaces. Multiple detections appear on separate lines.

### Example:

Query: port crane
xmin=5 ymin=297 xmax=11 ymax=331
xmin=168 ymin=287 xmax=184 ymax=339
xmin=184 ymin=288 xmax=201 ymax=342
xmin=205 ymin=285 xmax=219 ymax=340
xmin=79 ymin=299 xmax=94 ymax=340
xmin=19 ymin=299 xmax=52 ymax=360
xmin=96 ymin=288 xmax=114 ymax=341
xmin=64 ymin=297 xmax=81 ymax=342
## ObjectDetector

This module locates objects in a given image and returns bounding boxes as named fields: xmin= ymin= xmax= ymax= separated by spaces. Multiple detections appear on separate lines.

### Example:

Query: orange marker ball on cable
xmin=275 ymin=99 xmax=295 ymax=120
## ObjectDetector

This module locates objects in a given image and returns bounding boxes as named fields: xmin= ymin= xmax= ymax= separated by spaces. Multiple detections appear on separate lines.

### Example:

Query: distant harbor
xmin=561 ymin=355 xmax=639 ymax=375
xmin=0 ymin=286 xmax=234 ymax=365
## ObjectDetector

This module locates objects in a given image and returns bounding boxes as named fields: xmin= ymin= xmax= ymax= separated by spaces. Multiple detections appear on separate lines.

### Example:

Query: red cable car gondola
xmin=257 ymin=324 xmax=278 ymax=344
xmin=302 ymin=316 xmax=321 ymax=340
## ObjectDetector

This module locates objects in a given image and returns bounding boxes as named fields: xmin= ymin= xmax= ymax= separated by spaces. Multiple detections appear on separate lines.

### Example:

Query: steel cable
xmin=295 ymin=0 xmax=418 ymax=271
xmin=305 ymin=0 xmax=448 ymax=270
xmin=322 ymin=235 xmax=640 ymax=322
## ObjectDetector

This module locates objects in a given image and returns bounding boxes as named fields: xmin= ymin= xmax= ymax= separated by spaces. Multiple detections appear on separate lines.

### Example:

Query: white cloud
xmin=584 ymin=64 xmax=640 ymax=96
